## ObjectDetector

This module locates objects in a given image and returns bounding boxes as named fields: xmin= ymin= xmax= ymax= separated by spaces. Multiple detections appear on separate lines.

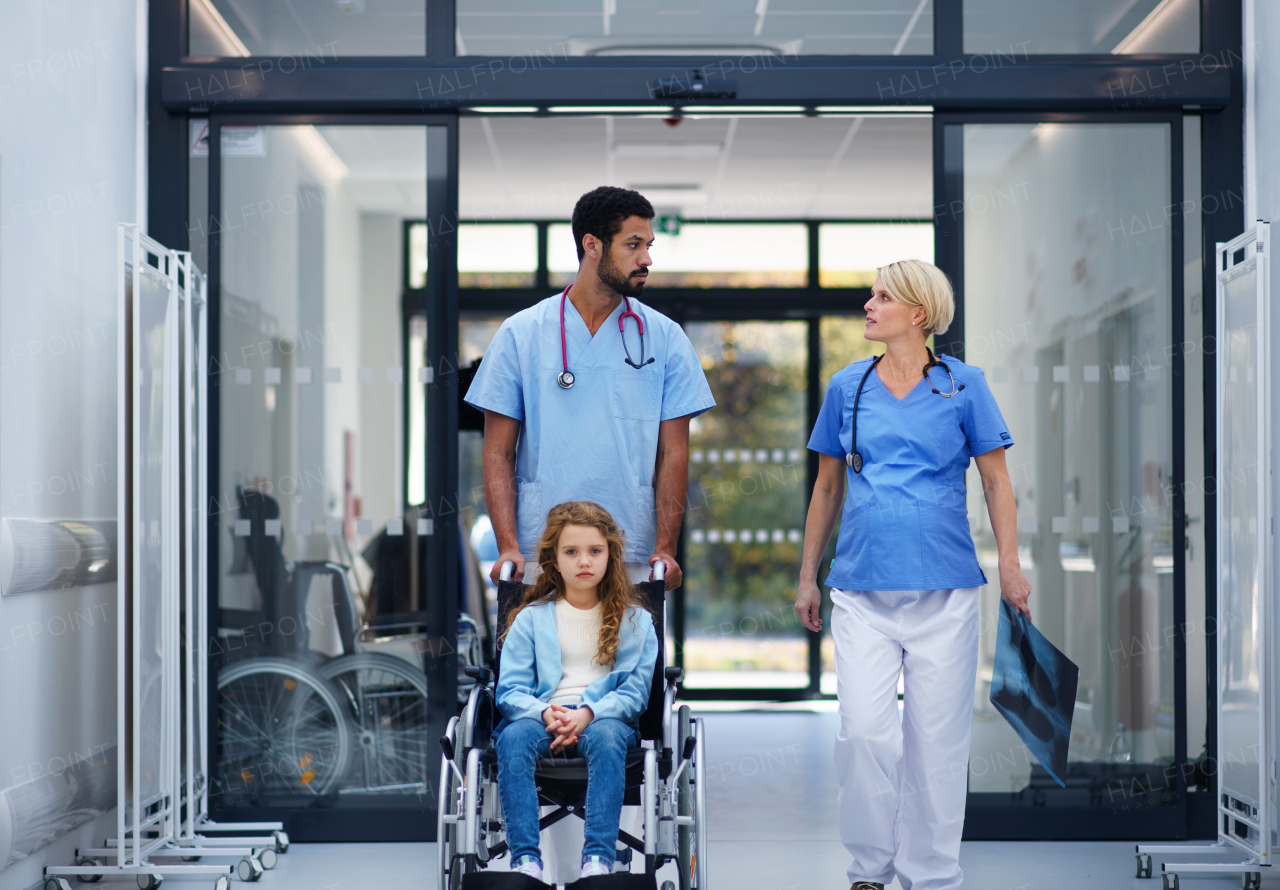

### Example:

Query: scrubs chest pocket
xmin=612 ymin=368 xmax=661 ymax=421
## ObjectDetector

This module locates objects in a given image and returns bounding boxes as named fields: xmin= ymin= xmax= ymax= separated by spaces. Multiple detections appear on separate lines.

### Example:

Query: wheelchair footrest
xmin=565 ymin=875 xmax=658 ymax=890
xmin=459 ymin=873 xmax=549 ymax=890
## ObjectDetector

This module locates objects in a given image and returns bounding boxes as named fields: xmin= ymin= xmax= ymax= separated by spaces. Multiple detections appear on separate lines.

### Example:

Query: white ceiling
xmin=459 ymin=114 xmax=933 ymax=221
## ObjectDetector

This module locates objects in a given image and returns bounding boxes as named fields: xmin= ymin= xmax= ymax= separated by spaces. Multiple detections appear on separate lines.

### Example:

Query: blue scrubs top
xmin=807 ymin=354 xmax=1012 ymax=591
xmin=464 ymin=291 xmax=715 ymax=564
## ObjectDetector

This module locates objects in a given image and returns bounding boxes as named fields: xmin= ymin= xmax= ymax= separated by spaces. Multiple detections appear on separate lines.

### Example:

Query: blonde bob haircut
xmin=877 ymin=259 xmax=956 ymax=336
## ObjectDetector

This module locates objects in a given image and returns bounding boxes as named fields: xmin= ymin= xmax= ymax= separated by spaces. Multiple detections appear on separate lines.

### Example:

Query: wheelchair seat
xmin=479 ymin=742 xmax=648 ymax=798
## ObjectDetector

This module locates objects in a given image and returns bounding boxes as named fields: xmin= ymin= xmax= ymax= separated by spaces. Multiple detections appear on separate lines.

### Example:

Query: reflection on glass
xmin=189 ymin=0 xmax=425 ymax=57
xmin=215 ymin=125 xmax=437 ymax=812
xmin=549 ymin=223 xmax=807 ymax=289
xmin=964 ymin=0 xmax=1197 ymax=53
xmin=962 ymin=123 xmax=1175 ymax=800
xmin=683 ymin=321 xmax=808 ymax=689
xmin=457 ymin=0 xmax=932 ymax=56
xmin=1218 ymin=261 xmax=1262 ymax=811
xmin=819 ymin=223 xmax=934 ymax=288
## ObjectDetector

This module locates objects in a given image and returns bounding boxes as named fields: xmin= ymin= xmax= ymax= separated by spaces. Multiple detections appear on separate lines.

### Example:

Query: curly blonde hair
xmin=499 ymin=501 xmax=646 ymax=667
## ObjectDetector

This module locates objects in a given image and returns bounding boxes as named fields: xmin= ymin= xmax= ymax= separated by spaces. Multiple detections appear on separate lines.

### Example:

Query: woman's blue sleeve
xmin=807 ymin=375 xmax=846 ymax=459
xmin=584 ymin=610 xmax=659 ymax=724
xmin=495 ymin=611 xmax=548 ymax=724
xmin=963 ymin=370 xmax=1013 ymax=455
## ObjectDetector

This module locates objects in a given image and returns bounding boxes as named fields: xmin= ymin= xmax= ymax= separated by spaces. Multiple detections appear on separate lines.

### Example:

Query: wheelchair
xmin=437 ymin=562 xmax=708 ymax=889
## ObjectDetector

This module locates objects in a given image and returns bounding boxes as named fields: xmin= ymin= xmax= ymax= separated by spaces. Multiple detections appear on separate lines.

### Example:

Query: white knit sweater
xmin=548 ymin=598 xmax=610 ymax=705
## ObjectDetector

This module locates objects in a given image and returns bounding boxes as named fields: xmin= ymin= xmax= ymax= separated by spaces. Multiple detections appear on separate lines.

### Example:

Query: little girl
xmin=495 ymin=500 xmax=660 ymax=883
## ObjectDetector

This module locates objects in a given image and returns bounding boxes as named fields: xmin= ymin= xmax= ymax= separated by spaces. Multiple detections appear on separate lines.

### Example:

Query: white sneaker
xmin=580 ymin=859 xmax=612 ymax=878
xmin=512 ymin=859 xmax=543 ymax=881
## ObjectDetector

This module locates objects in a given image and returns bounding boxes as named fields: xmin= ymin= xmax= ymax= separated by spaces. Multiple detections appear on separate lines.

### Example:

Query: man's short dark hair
xmin=571 ymin=187 xmax=655 ymax=262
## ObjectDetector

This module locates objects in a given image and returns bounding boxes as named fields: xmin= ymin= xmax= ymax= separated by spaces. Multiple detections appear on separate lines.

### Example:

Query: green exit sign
xmin=656 ymin=215 xmax=682 ymax=235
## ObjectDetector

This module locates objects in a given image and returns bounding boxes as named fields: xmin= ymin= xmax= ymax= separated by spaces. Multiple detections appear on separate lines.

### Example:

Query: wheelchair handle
xmin=652 ymin=559 xmax=666 ymax=582
xmin=499 ymin=561 xmax=515 ymax=582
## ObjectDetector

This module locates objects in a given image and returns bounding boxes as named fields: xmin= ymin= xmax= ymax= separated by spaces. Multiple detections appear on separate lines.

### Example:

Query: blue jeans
xmin=496 ymin=710 xmax=638 ymax=870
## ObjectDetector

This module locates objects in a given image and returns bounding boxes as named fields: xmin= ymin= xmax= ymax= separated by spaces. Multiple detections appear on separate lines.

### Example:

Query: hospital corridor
xmin=4 ymin=1 xmax=1280 ymax=890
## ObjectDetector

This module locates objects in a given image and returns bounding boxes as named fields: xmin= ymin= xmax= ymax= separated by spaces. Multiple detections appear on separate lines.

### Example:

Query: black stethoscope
xmin=556 ymin=284 xmax=653 ymax=389
xmin=846 ymin=348 xmax=965 ymax=473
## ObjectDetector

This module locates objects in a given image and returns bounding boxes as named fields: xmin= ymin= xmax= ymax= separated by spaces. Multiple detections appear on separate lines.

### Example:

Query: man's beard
xmin=597 ymin=251 xmax=646 ymax=297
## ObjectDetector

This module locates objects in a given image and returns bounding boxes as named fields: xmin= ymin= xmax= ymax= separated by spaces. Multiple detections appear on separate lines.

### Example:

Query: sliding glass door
xmin=940 ymin=114 xmax=1197 ymax=838
xmin=206 ymin=117 xmax=457 ymax=841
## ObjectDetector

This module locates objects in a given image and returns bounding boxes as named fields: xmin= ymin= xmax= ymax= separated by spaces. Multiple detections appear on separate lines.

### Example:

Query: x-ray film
xmin=989 ymin=599 xmax=1080 ymax=787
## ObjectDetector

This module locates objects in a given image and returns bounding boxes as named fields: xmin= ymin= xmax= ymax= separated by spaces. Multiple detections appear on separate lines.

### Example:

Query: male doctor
xmin=465 ymin=186 xmax=714 ymax=589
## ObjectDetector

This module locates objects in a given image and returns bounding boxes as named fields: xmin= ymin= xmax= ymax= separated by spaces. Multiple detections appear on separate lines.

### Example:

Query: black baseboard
xmin=210 ymin=806 xmax=434 ymax=842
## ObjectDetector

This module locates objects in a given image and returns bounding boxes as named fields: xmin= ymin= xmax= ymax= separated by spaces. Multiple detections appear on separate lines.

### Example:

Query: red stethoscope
xmin=557 ymin=284 xmax=653 ymax=389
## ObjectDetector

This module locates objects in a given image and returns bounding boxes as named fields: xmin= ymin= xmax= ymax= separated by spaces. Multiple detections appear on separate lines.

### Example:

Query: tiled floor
xmin=164 ymin=711 xmax=1278 ymax=889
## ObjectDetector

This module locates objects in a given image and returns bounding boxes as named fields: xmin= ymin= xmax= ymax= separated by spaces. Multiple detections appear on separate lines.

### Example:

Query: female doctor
xmin=795 ymin=259 xmax=1030 ymax=890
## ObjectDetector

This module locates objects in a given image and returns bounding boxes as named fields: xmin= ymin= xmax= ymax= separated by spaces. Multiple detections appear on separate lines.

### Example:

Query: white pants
xmin=831 ymin=587 xmax=979 ymax=890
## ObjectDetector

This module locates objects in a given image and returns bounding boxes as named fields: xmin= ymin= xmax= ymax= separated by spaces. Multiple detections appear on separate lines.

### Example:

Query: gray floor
xmin=172 ymin=711 xmax=1278 ymax=889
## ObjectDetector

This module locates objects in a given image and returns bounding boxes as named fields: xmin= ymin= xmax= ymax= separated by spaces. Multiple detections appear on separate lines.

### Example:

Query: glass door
xmin=942 ymin=115 xmax=1191 ymax=837
xmin=206 ymin=118 xmax=457 ymax=840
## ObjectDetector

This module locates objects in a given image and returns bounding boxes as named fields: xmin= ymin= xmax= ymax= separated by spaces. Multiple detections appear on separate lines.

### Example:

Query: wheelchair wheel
xmin=446 ymin=854 xmax=476 ymax=890
xmin=320 ymin=653 xmax=430 ymax=793
xmin=437 ymin=718 xmax=462 ymax=890
xmin=692 ymin=717 xmax=708 ymax=889
xmin=216 ymin=657 xmax=352 ymax=797
xmin=677 ymin=706 xmax=695 ymax=890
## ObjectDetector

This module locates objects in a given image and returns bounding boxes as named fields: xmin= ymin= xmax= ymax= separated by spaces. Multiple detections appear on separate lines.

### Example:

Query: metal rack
xmin=1135 ymin=222 xmax=1274 ymax=890
xmin=44 ymin=228 xmax=284 ymax=890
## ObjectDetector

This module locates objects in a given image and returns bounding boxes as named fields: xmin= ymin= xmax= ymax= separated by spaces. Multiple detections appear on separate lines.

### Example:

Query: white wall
xmin=0 ymin=1 xmax=142 ymax=886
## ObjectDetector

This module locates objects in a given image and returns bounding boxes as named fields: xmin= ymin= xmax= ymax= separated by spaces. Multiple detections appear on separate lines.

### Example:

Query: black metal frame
xmin=146 ymin=0 xmax=1242 ymax=845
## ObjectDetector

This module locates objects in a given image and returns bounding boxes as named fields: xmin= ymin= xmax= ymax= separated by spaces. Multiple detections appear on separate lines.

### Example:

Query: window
xmin=189 ymin=0 xmax=425 ymax=57
xmin=549 ymin=222 xmax=808 ymax=288
xmin=819 ymin=222 xmax=934 ymax=288
xmin=459 ymin=224 xmax=539 ymax=288
xmin=456 ymin=0 xmax=933 ymax=58
xmin=964 ymin=0 xmax=1197 ymax=54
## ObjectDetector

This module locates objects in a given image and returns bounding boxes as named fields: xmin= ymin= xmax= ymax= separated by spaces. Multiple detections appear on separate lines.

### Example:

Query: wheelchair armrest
xmin=458 ymin=682 xmax=495 ymax=752
xmin=464 ymin=664 xmax=494 ymax=686
xmin=664 ymin=666 xmax=683 ymax=686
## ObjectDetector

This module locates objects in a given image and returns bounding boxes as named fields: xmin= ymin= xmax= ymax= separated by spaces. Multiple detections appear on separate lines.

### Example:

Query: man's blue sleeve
xmin=463 ymin=320 xmax=525 ymax=421
xmin=660 ymin=324 xmax=716 ymax=421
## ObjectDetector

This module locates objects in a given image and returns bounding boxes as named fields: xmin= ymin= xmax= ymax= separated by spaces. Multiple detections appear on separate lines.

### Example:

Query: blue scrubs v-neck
xmin=463 ymin=291 xmax=716 ymax=564
xmin=807 ymin=354 xmax=1013 ymax=591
